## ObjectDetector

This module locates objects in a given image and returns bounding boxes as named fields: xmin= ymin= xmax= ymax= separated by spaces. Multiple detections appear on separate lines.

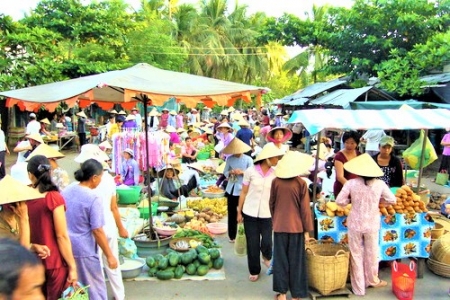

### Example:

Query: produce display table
xmin=315 ymin=204 xmax=434 ymax=277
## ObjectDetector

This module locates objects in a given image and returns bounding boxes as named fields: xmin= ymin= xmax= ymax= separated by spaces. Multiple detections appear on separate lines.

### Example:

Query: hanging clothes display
xmin=111 ymin=130 xmax=170 ymax=174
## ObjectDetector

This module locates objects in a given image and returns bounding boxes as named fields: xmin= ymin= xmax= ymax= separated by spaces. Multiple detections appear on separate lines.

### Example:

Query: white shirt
xmin=134 ymin=113 xmax=142 ymax=129
xmin=93 ymin=171 xmax=117 ymax=235
xmin=180 ymin=169 xmax=200 ymax=187
xmin=15 ymin=140 xmax=30 ymax=163
xmin=26 ymin=120 xmax=40 ymax=135
xmin=0 ymin=130 xmax=6 ymax=151
xmin=362 ymin=129 xmax=386 ymax=152
xmin=242 ymin=165 xmax=276 ymax=218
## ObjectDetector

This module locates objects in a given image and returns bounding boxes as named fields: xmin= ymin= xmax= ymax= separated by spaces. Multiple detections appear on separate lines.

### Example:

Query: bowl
xmin=154 ymin=226 xmax=178 ymax=236
xmin=158 ymin=206 xmax=169 ymax=212
xmin=206 ymin=222 xmax=228 ymax=235
xmin=202 ymin=190 xmax=226 ymax=199
xmin=120 ymin=257 xmax=145 ymax=279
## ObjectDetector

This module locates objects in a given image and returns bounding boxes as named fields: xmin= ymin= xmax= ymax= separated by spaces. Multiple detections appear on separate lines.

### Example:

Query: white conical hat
xmin=254 ymin=143 xmax=286 ymax=164
xmin=275 ymin=151 xmax=315 ymax=178
xmin=76 ymin=111 xmax=87 ymax=118
xmin=344 ymin=153 xmax=383 ymax=177
xmin=74 ymin=144 xmax=110 ymax=163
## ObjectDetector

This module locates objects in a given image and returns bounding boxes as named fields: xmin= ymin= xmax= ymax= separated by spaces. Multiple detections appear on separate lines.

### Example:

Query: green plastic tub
xmin=197 ymin=152 xmax=210 ymax=160
xmin=117 ymin=186 xmax=142 ymax=205
xmin=138 ymin=202 xmax=158 ymax=219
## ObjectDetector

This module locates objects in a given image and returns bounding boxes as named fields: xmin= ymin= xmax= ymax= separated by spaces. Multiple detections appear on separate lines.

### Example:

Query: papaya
xmin=209 ymin=248 xmax=220 ymax=260
xmin=188 ymin=249 xmax=198 ymax=260
xmin=186 ymin=263 xmax=197 ymax=275
xmin=156 ymin=270 xmax=174 ymax=280
xmin=213 ymin=257 xmax=224 ymax=270
xmin=146 ymin=256 xmax=156 ymax=268
xmin=197 ymin=265 xmax=209 ymax=276
xmin=174 ymin=265 xmax=184 ymax=279
xmin=158 ymin=257 xmax=169 ymax=270
xmin=148 ymin=267 xmax=158 ymax=277
xmin=197 ymin=253 xmax=211 ymax=265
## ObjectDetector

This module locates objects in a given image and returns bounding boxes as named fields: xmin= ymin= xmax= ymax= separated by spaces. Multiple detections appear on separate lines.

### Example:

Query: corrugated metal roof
xmin=279 ymin=78 xmax=347 ymax=102
xmin=287 ymin=108 xmax=450 ymax=135
xmin=287 ymin=97 xmax=310 ymax=106
xmin=420 ymin=73 xmax=450 ymax=84
xmin=310 ymin=86 xmax=372 ymax=108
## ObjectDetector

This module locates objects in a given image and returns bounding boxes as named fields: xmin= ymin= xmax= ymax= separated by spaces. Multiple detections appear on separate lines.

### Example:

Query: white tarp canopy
xmin=287 ymin=108 xmax=450 ymax=135
xmin=0 ymin=63 xmax=266 ymax=111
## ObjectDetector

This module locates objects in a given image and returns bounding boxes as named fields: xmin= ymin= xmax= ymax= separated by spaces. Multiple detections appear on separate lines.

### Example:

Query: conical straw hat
xmin=74 ymin=144 xmax=110 ymax=163
xmin=221 ymin=138 xmax=251 ymax=155
xmin=220 ymin=110 xmax=229 ymax=116
xmin=125 ymin=114 xmax=136 ymax=121
xmin=275 ymin=151 xmax=315 ymax=178
xmin=76 ymin=111 xmax=87 ymax=118
xmin=228 ymin=107 xmax=235 ymax=112
xmin=231 ymin=112 xmax=244 ymax=121
xmin=266 ymin=127 xmax=293 ymax=143
xmin=254 ymin=143 xmax=286 ymax=164
xmin=238 ymin=119 xmax=249 ymax=127
xmin=165 ymin=125 xmax=176 ymax=133
xmin=344 ymin=153 xmax=383 ymax=177
xmin=40 ymin=118 xmax=51 ymax=125
xmin=26 ymin=133 xmax=44 ymax=144
xmin=26 ymin=143 xmax=64 ymax=161
xmin=99 ymin=140 xmax=112 ymax=150
xmin=157 ymin=165 xmax=180 ymax=178
xmin=149 ymin=108 xmax=159 ymax=117
xmin=0 ymin=175 xmax=43 ymax=205
xmin=201 ymin=127 xmax=213 ymax=135
xmin=118 ymin=110 xmax=127 ymax=115
xmin=169 ymin=110 xmax=177 ymax=115
xmin=109 ymin=109 xmax=118 ymax=114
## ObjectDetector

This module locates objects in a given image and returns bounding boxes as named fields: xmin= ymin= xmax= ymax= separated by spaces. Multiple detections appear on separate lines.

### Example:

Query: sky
xmin=1 ymin=0 xmax=354 ymax=21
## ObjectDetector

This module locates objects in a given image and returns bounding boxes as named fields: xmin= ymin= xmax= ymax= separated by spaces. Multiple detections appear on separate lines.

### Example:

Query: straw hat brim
xmin=165 ymin=126 xmax=176 ymax=133
xmin=157 ymin=165 xmax=180 ymax=178
xmin=99 ymin=140 xmax=112 ymax=149
xmin=176 ymin=128 xmax=186 ymax=133
xmin=74 ymin=144 xmax=110 ymax=163
xmin=201 ymin=127 xmax=213 ymax=135
xmin=254 ymin=143 xmax=286 ymax=164
xmin=26 ymin=133 xmax=44 ymax=144
xmin=221 ymin=138 xmax=252 ymax=155
xmin=40 ymin=118 xmax=51 ymax=125
xmin=169 ymin=110 xmax=177 ymax=115
xmin=238 ymin=120 xmax=249 ymax=127
xmin=0 ymin=175 xmax=43 ymax=204
xmin=110 ymin=110 xmax=118 ymax=114
xmin=26 ymin=144 xmax=64 ymax=161
xmin=125 ymin=115 xmax=136 ymax=121
xmin=275 ymin=151 xmax=315 ymax=178
xmin=220 ymin=110 xmax=229 ymax=115
xmin=266 ymin=127 xmax=293 ymax=143
xmin=217 ymin=123 xmax=232 ymax=129
xmin=343 ymin=153 xmax=383 ymax=177
xmin=118 ymin=110 xmax=127 ymax=115
xmin=149 ymin=109 xmax=159 ymax=117
xmin=76 ymin=111 xmax=87 ymax=118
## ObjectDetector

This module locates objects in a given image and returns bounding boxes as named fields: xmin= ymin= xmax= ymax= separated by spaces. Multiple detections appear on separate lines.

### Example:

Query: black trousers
xmin=0 ymin=150 xmax=5 ymax=179
xmin=243 ymin=213 xmax=272 ymax=275
xmin=273 ymin=232 xmax=308 ymax=298
xmin=78 ymin=132 xmax=87 ymax=148
xmin=173 ymin=174 xmax=198 ymax=197
xmin=226 ymin=193 xmax=239 ymax=240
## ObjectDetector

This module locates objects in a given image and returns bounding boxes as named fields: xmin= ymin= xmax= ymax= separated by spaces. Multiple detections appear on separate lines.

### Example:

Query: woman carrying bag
xmin=237 ymin=143 xmax=285 ymax=282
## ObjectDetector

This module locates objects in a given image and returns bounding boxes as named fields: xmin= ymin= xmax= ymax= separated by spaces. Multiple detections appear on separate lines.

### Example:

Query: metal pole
xmin=416 ymin=129 xmax=427 ymax=194
xmin=312 ymin=131 xmax=322 ymax=240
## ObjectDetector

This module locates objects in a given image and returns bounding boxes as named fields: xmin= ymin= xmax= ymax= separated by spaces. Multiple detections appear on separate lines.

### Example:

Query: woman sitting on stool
xmin=158 ymin=165 xmax=199 ymax=200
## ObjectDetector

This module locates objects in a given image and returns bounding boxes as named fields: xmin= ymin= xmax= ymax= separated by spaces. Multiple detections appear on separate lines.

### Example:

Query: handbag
xmin=59 ymin=282 xmax=90 ymax=300
xmin=234 ymin=223 xmax=247 ymax=256
xmin=436 ymin=170 xmax=449 ymax=186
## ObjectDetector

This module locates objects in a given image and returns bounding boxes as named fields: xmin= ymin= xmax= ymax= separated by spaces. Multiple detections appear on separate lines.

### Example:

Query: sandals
xmin=372 ymin=280 xmax=387 ymax=288
xmin=249 ymin=274 xmax=259 ymax=282
xmin=262 ymin=258 xmax=271 ymax=268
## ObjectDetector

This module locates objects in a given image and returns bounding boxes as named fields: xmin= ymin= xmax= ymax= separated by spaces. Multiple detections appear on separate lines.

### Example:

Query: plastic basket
xmin=138 ymin=202 xmax=158 ymax=218
xmin=391 ymin=261 xmax=416 ymax=300
xmin=305 ymin=241 xmax=350 ymax=295
xmin=116 ymin=186 xmax=142 ymax=204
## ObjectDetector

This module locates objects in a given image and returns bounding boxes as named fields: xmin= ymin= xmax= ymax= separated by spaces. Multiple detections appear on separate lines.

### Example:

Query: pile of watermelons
xmin=146 ymin=245 xmax=224 ymax=280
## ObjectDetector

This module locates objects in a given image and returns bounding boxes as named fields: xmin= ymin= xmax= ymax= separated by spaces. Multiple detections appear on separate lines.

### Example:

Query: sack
xmin=436 ymin=171 xmax=449 ymax=186
xmin=402 ymin=130 xmax=438 ymax=170
xmin=234 ymin=223 xmax=247 ymax=256
xmin=89 ymin=127 xmax=99 ymax=137
xmin=59 ymin=282 xmax=89 ymax=300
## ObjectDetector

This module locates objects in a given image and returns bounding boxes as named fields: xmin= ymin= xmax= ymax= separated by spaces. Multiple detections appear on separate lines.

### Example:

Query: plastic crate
xmin=116 ymin=186 xmax=141 ymax=204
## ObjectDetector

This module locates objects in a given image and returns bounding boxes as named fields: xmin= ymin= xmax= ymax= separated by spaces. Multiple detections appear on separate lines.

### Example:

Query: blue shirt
xmin=236 ymin=128 xmax=253 ymax=146
xmin=223 ymin=154 xmax=254 ymax=196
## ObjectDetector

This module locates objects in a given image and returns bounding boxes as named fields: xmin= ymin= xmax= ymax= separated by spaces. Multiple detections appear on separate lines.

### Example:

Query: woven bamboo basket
xmin=431 ymin=233 xmax=450 ymax=264
xmin=305 ymin=241 xmax=350 ymax=295
xmin=427 ymin=256 xmax=450 ymax=278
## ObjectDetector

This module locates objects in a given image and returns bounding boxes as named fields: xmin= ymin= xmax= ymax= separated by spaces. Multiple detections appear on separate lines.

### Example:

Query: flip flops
xmin=249 ymin=274 xmax=259 ymax=282
xmin=372 ymin=280 xmax=387 ymax=288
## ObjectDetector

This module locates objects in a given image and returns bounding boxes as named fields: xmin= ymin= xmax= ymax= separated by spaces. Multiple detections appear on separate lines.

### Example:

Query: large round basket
xmin=431 ymin=233 xmax=450 ymax=264
xmin=305 ymin=241 xmax=350 ymax=295
xmin=169 ymin=238 xmax=202 ymax=252
xmin=427 ymin=256 xmax=450 ymax=278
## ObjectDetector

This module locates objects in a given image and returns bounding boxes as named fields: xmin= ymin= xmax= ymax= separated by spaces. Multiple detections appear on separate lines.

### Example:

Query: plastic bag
xmin=402 ymin=130 xmax=437 ymax=170
xmin=435 ymin=171 xmax=449 ymax=186
xmin=234 ymin=223 xmax=247 ymax=256
xmin=391 ymin=260 xmax=416 ymax=300
xmin=59 ymin=282 xmax=89 ymax=300
xmin=118 ymin=238 xmax=138 ymax=259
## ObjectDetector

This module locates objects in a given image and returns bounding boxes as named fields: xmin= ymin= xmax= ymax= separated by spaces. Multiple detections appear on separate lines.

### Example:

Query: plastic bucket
xmin=197 ymin=152 xmax=210 ymax=160
xmin=138 ymin=202 xmax=158 ymax=219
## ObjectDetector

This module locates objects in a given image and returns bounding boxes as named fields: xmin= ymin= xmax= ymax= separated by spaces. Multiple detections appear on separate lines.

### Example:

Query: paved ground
xmin=4 ymin=149 xmax=450 ymax=299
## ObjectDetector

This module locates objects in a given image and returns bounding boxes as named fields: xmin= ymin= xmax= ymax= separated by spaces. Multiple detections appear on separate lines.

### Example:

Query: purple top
xmin=122 ymin=120 xmax=137 ymax=129
xmin=442 ymin=133 xmax=450 ymax=156
xmin=169 ymin=132 xmax=181 ymax=144
xmin=61 ymin=183 xmax=105 ymax=257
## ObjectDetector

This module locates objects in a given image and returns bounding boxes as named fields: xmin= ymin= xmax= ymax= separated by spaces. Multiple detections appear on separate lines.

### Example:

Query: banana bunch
xmin=187 ymin=197 xmax=228 ymax=215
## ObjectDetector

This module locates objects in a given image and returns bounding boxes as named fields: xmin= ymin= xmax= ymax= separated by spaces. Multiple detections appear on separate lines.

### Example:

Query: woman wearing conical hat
xmin=336 ymin=153 xmax=396 ymax=296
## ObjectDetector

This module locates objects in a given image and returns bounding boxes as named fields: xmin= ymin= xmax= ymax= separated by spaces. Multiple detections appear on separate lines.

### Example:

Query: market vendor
xmin=39 ymin=118 xmax=51 ymax=136
xmin=158 ymin=165 xmax=198 ymax=200
xmin=266 ymin=126 xmax=292 ymax=153
xmin=181 ymin=137 xmax=198 ymax=164
xmin=371 ymin=135 xmax=404 ymax=187
xmin=118 ymin=148 xmax=140 ymax=186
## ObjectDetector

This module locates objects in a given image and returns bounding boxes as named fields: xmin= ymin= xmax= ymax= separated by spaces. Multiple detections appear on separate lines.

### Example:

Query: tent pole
xmin=141 ymin=94 xmax=154 ymax=237
xmin=416 ymin=129 xmax=427 ymax=194
xmin=312 ymin=131 xmax=322 ymax=240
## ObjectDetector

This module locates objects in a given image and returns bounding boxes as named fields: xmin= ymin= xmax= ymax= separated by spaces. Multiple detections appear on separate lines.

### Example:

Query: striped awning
xmin=287 ymin=108 xmax=450 ymax=135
